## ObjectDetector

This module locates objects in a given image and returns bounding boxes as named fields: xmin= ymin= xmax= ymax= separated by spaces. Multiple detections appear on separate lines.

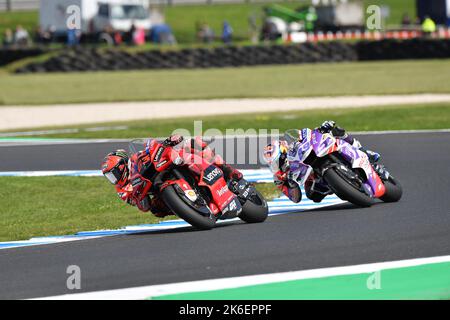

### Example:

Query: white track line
xmin=2 ymin=94 xmax=450 ymax=130
xmin=34 ymin=255 xmax=450 ymax=300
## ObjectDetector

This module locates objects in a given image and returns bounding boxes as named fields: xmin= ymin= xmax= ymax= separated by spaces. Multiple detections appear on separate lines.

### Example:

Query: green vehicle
xmin=264 ymin=3 xmax=318 ymax=32
xmin=264 ymin=1 xmax=365 ymax=33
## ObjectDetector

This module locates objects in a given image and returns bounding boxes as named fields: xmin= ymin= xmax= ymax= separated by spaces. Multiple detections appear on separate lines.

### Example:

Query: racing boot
xmin=359 ymin=148 xmax=390 ymax=180
xmin=220 ymin=163 xmax=243 ymax=182
xmin=359 ymin=147 xmax=388 ymax=179
xmin=361 ymin=148 xmax=381 ymax=164
xmin=149 ymin=196 xmax=175 ymax=218
xmin=372 ymin=163 xmax=390 ymax=181
xmin=220 ymin=163 xmax=245 ymax=195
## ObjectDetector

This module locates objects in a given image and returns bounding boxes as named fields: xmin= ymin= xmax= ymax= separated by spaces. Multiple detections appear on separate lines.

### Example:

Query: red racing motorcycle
xmin=129 ymin=138 xmax=268 ymax=230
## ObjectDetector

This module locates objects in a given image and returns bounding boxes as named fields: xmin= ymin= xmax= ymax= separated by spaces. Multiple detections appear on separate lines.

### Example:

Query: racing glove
xmin=164 ymin=134 xmax=184 ymax=147
xmin=320 ymin=120 xmax=336 ymax=133
xmin=320 ymin=120 xmax=347 ymax=138
xmin=274 ymin=170 xmax=288 ymax=185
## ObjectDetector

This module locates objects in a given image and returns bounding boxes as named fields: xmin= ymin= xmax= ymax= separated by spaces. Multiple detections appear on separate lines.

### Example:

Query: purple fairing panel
xmin=311 ymin=130 xmax=336 ymax=157
xmin=289 ymin=160 xmax=302 ymax=172
xmin=289 ymin=140 xmax=312 ymax=163
xmin=289 ymin=160 xmax=312 ymax=185
xmin=336 ymin=139 xmax=378 ymax=196
xmin=365 ymin=169 xmax=382 ymax=197
xmin=310 ymin=130 xmax=323 ymax=151
xmin=337 ymin=139 xmax=360 ymax=163
xmin=290 ymin=160 xmax=311 ymax=176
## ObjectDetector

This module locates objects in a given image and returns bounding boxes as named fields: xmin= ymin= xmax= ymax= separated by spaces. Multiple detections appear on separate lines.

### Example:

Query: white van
xmin=40 ymin=0 xmax=152 ymax=35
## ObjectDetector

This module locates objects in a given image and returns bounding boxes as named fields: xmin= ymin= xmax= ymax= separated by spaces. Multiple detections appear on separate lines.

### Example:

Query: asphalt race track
xmin=0 ymin=132 xmax=449 ymax=299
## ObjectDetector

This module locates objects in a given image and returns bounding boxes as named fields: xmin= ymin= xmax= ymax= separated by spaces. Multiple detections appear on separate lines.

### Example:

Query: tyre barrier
xmin=356 ymin=39 xmax=450 ymax=61
xmin=0 ymin=48 xmax=47 ymax=67
xmin=13 ymin=39 xmax=450 ymax=74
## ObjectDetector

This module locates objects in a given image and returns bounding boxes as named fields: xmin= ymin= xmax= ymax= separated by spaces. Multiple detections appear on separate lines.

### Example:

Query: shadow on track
xmin=129 ymin=219 xmax=248 ymax=237
xmin=126 ymin=199 xmax=398 ymax=238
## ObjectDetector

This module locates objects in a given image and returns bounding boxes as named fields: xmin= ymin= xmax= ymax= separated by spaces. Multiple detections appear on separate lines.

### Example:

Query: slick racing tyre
xmin=239 ymin=190 xmax=269 ymax=224
xmin=161 ymin=185 xmax=216 ymax=230
xmin=380 ymin=176 xmax=403 ymax=203
xmin=324 ymin=168 xmax=374 ymax=207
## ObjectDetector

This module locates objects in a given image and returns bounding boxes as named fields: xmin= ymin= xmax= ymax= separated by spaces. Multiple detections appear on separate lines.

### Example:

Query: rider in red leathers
xmin=101 ymin=135 xmax=243 ymax=217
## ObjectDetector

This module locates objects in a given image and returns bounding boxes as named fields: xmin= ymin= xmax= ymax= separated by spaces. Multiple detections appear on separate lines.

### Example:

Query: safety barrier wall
xmin=356 ymin=39 xmax=450 ymax=60
xmin=12 ymin=39 xmax=450 ymax=73
xmin=0 ymin=47 xmax=46 ymax=67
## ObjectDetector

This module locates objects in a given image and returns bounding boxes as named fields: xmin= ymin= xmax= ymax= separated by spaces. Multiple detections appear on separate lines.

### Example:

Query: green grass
xmin=0 ymin=1 xmax=415 ymax=45
xmin=0 ymin=176 xmax=279 ymax=242
xmin=0 ymin=10 xmax=38 ymax=42
xmin=154 ymin=262 xmax=450 ymax=300
xmin=3 ymin=103 xmax=450 ymax=139
xmin=2 ymin=59 xmax=450 ymax=106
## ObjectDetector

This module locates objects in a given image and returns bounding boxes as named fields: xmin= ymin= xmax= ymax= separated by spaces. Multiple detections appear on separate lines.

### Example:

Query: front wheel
xmin=161 ymin=185 xmax=216 ymax=230
xmin=239 ymin=189 xmax=269 ymax=224
xmin=324 ymin=168 xmax=373 ymax=207
xmin=380 ymin=176 xmax=403 ymax=202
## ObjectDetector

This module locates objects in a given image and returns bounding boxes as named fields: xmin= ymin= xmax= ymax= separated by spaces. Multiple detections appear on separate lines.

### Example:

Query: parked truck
xmin=262 ymin=1 xmax=364 ymax=43
xmin=39 ymin=0 xmax=152 ymax=35
xmin=314 ymin=0 xmax=365 ymax=32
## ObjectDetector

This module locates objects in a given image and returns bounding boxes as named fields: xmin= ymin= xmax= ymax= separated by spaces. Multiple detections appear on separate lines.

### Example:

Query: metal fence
xmin=0 ymin=0 xmax=302 ymax=11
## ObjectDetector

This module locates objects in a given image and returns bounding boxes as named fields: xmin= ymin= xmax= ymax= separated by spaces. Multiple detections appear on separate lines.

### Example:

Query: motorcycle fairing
xmin=197 ymin=164 xmax=242 ymax=219
xmin=337 ymin=139 xmax=386 ymax=198
xmin=287 ymin=129 xmax=385 ymax=198
xmin=129 ymin=138 xmax=245 ymax=220
xmin=311 ymin=131 xmax=338 ymax=157
xmin=288 ymin=160 xmax=313 ymax=186
xmin=163 ymin=178 xmax=214 ymax=217
xmin=151 ymin=144 xmax=174 ymax=173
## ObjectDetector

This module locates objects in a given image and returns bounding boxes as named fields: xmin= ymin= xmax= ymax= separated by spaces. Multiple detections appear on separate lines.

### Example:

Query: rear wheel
xmin=161 ymin=185 xmax=216 ymax=230
xmin=324 ymin=168 xmax=373 ymax=207
xmin=380 ymin=176 xmax=403 ymax=203
xmin=239 ymin=190 xmax=268 ymax=223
